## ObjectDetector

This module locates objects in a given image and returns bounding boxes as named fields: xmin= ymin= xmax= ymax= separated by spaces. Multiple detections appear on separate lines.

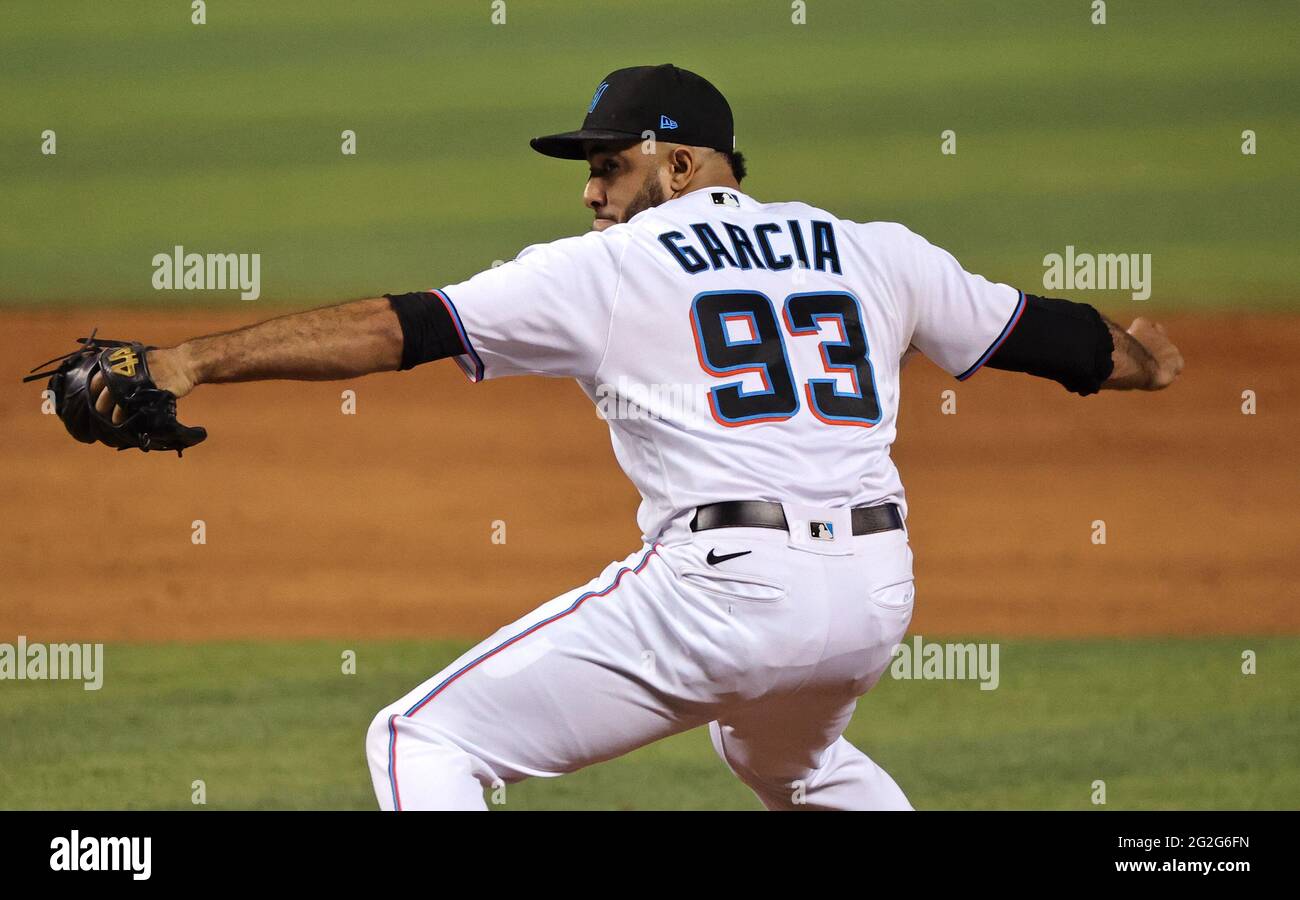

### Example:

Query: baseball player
xmin=30 ymin=64 xmax=1183 ymax=810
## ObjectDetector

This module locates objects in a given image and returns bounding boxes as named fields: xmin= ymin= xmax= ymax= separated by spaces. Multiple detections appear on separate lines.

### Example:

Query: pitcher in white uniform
xmin=358 ymin=65 xmax=1180 ymax=810
xmin=79 ymin=64 xmax=1183 ymax=810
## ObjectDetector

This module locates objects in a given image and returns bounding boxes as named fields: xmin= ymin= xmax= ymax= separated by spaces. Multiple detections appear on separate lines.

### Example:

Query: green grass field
xmin=1 ymin=638 xmax=1295 ymax=810
xmin=2 ymin=0 xmax=1297 ymax=307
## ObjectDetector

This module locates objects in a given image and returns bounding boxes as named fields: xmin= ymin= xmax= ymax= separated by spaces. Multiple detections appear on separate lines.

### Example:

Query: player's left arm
xmin=982 ymin=294 xmax=1184 ymax=394
xmin=90 ymin=293 xmax=459 ymax=420
xmin=89 ymin=228 xmax=623 ymax=419
xmin=153 ymin=297 xmax=405 ymax=394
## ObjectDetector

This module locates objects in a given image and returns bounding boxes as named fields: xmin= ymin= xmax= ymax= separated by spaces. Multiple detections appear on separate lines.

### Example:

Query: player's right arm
xmin=877 ymin=222 xmax=1182 ymax=395
xmin=1098 ymin=315 xmax=1183 ymax=391
xmin=977 ymin=299 xmax=1183 ymax=393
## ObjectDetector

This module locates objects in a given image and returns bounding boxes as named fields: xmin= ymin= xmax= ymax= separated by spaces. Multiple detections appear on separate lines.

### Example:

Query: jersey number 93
xmin=689 ymin=290 xmax=882 ymax=428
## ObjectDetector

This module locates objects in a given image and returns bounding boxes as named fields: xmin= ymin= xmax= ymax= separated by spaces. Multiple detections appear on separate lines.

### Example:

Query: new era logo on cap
xmin=530 ymin=64 xmax=735 ymax=161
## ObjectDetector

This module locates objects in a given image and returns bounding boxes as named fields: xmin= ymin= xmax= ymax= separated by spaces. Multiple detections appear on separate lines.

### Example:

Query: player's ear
xmin=668 ymin=146 xmax=695 ymax=191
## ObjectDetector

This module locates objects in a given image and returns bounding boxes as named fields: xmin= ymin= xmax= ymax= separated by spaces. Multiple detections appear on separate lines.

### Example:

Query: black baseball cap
xmin=530 ymin=64 xmax=735 ymax=160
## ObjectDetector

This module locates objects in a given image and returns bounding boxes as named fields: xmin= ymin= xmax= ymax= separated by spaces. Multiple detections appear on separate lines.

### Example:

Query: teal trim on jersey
xmin=957 ymin=290 xmax=1026 ymax=382
xmin=434 ymin=288 xmax=485 ymax=382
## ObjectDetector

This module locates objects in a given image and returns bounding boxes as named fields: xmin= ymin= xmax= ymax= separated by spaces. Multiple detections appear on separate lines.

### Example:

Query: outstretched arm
xmin=1101 ymin=315 xmax=1184 ymax=391
xmin=93 ymin=294 xmax=444 ymax=421
xmin=146 ymin=298 xmax=402 ymax=399
xmin=983 ymin=294 xmax=1183 ymax=395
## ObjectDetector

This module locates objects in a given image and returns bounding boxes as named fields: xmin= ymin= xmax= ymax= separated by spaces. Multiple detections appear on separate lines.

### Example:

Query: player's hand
xmin=91 ymin=346 xmax=195 ymax=424
xmin=1126 ymin=317 xmax=1184 ymax=390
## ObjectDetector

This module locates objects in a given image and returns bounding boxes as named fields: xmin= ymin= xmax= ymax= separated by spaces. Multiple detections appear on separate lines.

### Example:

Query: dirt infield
xmin=1 ymin=310 xmax=1296 ymax=640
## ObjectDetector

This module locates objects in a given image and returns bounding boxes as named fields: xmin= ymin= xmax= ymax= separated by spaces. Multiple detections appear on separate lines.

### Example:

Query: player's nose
xmin=583 ymin=178 xmax=606 ymax=212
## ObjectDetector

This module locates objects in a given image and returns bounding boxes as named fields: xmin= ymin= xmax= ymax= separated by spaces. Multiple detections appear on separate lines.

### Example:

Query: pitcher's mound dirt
xmin=2 ymin=311 xmax=1295 ymax=640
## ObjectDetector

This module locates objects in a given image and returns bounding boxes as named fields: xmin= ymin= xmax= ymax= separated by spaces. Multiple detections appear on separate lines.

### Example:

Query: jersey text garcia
xmin=657 ymin=218 xmax=841 ymax=275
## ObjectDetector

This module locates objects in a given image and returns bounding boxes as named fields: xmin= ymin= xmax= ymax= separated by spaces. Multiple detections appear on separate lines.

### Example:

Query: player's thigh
xmin=709 ymin=576 xmax=915 ymax=782
xmin=378 ymin=545 xmax=708 ymax=780
xmin=710 ymin=687 xmax=860 ymax=785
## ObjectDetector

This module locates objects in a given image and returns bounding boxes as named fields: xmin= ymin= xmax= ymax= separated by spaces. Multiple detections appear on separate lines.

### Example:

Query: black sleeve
xmin=984 ymin=294 xmax=1115 ymax=395
xmin=385 ymin=291 xmax=467 ymax=371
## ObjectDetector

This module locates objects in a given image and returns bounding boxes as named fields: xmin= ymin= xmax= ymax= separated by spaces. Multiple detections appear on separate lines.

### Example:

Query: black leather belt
xmin=690 ymin=501 xmax=903 ymax=536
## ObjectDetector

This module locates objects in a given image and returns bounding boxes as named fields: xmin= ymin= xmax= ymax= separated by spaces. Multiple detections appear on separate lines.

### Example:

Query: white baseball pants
xmin=366 ymin=507 xmax=915 ymax=810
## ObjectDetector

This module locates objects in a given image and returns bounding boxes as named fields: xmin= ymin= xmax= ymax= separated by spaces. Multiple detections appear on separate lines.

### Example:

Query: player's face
xmin=583 ymin=142 xmax=666 ymax=231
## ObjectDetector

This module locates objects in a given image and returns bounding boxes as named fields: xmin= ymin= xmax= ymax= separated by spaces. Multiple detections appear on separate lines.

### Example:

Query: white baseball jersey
xmin=372 ymin=187 xmax=1027 ymax=810
xmin=436 ymin=186 xmax=1025 ymax=540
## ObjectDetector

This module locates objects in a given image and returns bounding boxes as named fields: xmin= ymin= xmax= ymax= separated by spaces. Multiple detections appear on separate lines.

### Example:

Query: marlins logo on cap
xmin=530 ymin=64 xmax=735 ymax=161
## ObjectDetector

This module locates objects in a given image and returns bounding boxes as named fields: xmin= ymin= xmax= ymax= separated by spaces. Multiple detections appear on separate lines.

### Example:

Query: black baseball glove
xmin=24 ymin=333 xmax=206 ymax=455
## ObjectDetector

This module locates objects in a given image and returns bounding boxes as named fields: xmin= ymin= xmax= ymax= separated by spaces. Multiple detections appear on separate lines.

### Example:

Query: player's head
xmin=530 ymin=64 xmax=746 ymax=231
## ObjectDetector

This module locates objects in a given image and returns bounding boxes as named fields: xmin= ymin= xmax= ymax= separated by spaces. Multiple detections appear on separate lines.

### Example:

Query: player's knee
xmin=366 ymin=703 xmax=460 ymax=767
xmin=365 ymin=704 xmax=402 ymax=765
xmin=711 ymin=725 xmax=803 ymax=791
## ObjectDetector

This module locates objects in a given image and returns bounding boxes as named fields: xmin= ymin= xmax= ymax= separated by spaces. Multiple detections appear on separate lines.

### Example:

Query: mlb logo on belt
xmin=809 ymin=521 xmax=834 ymax=541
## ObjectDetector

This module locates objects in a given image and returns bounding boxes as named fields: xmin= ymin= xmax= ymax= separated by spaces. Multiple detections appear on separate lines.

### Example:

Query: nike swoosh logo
xmin=706 ymin=549 xmax=752 ymax=566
